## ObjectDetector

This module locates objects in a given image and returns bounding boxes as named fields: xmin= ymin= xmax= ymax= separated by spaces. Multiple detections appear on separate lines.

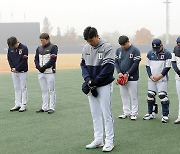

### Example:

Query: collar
xmin=92 ymin=39 xmax=106 ymax=49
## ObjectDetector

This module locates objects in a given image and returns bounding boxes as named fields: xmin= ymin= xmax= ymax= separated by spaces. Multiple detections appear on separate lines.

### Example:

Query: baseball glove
xmin=116 ymin=74 xmax=129 ymax=85
xmin=82 ymin=82 xmax=98 ymax=97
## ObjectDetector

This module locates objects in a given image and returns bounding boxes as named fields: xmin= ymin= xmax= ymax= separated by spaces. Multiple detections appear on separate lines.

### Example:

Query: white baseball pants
xmin=12 ymin=72 xmax=28 ymax=107
xmin=119 ymin=81 xmax=138 ymax=116
xmin=176 ymin=80 xmax=180 ymax=118
xmin=88 ymin=83 xmax=114 ymax=144
xmin=38 ymin=73 xmax=56 ymax=111
xmin=148 ymin=80 xmax=168 ymax=93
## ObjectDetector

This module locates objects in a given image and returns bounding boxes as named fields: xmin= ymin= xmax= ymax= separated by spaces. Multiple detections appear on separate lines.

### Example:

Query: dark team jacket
xmin=115 ymin=45 xmax=141 ymax=81
xmin=7 ymin=43 xmax=28 ymax=72
xmin=34 ymin=42 xmax=58 ymax=74
xmin=171 ymin=45 xmax=180 ymax=79
xmin=80 ymin=39 xmax=115 ymax=87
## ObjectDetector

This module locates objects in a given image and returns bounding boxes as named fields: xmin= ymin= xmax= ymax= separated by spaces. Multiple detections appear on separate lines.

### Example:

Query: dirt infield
xmin=0 ymin=53 xmax=146 ymax=74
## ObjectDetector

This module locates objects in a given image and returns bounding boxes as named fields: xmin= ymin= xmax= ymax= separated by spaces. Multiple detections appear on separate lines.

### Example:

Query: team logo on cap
xmin=153 ymin=44 xmax=157 ymax=48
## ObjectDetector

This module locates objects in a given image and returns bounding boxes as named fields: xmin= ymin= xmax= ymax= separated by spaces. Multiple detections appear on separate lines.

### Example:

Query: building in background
xmin=0 ymin=22 xmax=40 ymax=53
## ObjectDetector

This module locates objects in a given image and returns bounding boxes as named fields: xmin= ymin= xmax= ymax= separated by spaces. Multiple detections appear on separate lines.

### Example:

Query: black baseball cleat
xmin=36 ymin=109 xmax=49 ymax=113
xmin=10 ymin=106 xmax=21 ymax=112
xmin=48 ymin=109 xmax=54 ymax=114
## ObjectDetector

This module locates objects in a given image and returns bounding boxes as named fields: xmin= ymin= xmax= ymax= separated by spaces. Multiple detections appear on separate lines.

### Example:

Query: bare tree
xmin=134 ymin=28 xmax=153 ymax=45
xmin=63 ymin=27 xmax=78 ymax=45
xmin=42 ymin=16 xmax=52 ymax=34
xmin=102 ymin=31 xmax=121 ymax=45
xmin=51 ymin=26 xmax=61 ymax=45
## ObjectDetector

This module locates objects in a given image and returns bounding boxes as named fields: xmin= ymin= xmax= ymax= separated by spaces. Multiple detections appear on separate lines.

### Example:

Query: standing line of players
xmin=6 ymin=27 xmax=180 ymax=153
xmin=81 ymin=26 xmax=180 ymax=152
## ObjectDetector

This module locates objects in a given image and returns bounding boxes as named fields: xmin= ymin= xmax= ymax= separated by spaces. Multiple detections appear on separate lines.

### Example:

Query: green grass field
xmin=0 ymin=66 xmax=179 ymax=154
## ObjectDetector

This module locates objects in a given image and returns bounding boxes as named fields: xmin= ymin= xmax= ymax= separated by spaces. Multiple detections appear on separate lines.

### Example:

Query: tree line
xmin=42 ymin=17 xmax=179 ymax=46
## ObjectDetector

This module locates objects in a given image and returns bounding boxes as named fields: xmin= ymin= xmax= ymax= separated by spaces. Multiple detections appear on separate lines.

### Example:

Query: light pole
xmin=163 ymin=0 xmax=171 ymax=45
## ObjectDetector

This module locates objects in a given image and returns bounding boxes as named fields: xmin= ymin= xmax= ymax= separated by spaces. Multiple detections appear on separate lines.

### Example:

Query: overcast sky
xmin=0 ymin=0 xmax=179 ymax=37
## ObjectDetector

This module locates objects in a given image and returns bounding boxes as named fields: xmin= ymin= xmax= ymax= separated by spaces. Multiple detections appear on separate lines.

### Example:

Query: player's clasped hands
xmin=150 ymin=74 xmax=163 ymax=82
xmin=11 ymin=68 xmax=17 ymax=73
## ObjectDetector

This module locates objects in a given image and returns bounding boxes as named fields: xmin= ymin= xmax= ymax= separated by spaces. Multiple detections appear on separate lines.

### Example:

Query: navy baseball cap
xmin=176 ymin=37 xmax=180 ymax=43
xmin=152 ymin=39 xmax=162 ymax=51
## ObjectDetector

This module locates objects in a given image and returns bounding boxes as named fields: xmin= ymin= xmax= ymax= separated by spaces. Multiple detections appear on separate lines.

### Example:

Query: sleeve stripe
xmin=23 ymin=55 xmax=28 ymax=59
xmin=115 ymin=55 xmax=119 ymax=59
xmin=103 ymin=58 xmax=115 ymax=62
xmin=103 ymin=59 xmax=115 ymax=63
xmin=134 ymin=56 xmax=141 ymax=58
xmin=102 ymin=58 xmax=115 ymax=65
xmin=51 ymin=54 xmax=57 ymax=59
xmin=134 ymin=57 xmax=141 ymax=60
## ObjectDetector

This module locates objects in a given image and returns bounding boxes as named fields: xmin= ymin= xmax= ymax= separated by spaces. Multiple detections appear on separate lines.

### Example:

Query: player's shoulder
xmin=50 ymin=42 xmax=57 ymax=47
xmin=51 ymin=44 xmax=58 ymax=50
xmin=103 ymin=41 xmax=112 ymax=48
xmin=147 ymin=49 xmax=153 ymax=54
xmin=82 ymin=44 xmax=91 ymax=53
xmin=19 ymin=43 xmax=28 ymax=49
xmin=100 ymin=40 xmax=112 ymax=52
xmin=163 ymin=48 xmax=172 ymax=58
xmin=131 ymin=45 xmax=140 ymax=53
xmin=146 ymin=49 xmax=153 ymax=58
xmin=116 ymin=47 xmax=122 ymax=54
xmin=163 ymin=48 xmax=171 ymax=54
xmin=173 ymin=46 xmax=180 ymax=53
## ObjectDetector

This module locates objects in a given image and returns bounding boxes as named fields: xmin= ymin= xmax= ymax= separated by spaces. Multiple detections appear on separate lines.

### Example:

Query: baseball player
xmin=34 ymin=33 xmax=58 ymax=114
xmin=81 ymin=26 xmax=115 ymax=152
xmin=143 ymin=39 xmax=171 ymax=123
xmin=115 ymin=35 xmax=141 ymax=120
xmin=171 ymin=37 xmax=180 ymax=124
xmin=7 ymin=36 xmax=28 ymax=112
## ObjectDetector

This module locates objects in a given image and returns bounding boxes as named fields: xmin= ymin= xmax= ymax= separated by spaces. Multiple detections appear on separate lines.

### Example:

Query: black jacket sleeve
xmin=94 ymin=62 xmax=114 ymax=86
xmin=34 ymin=47 xmax=41 ymax=69
xmin=172 ymin=61 xmax=180 ymax=75
xmin=7 ymin=49 xmax=14 ymax=69
xmin=80 ymin=57 xmax=91 ymax=83
xmin=146 ymin=66 xmax=152 ymax=77
xmin=127 ymin=61 xmax=140 ymax=75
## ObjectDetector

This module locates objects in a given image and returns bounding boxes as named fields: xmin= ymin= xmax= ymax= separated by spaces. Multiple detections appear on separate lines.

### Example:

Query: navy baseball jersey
xmin=115 ymin=45 xmax=141 ymax=81
xmin=7 ymin=43 xmax=28 ymax=72
xmin=172 ymin=45 xmax=180 ymax=80
xmin=146 ymin=48 xmax=172 ymax=81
